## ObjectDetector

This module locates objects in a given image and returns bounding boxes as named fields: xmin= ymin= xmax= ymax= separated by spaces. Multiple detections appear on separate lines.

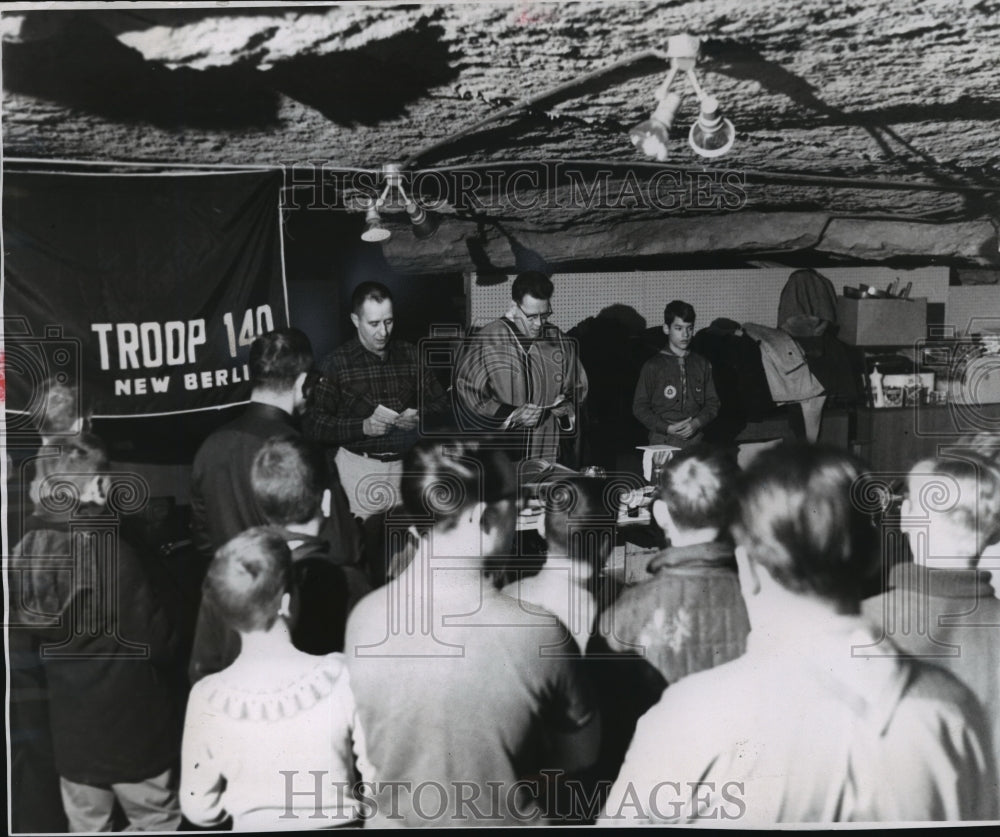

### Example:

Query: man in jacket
xmin=190 ymin=327 xmax=359 ymax=565
xmin=862 ymin=453 xmax=1000 ymax=774
xmin=10 ymin=434 xmax=182 ymax=831
xmin=455 ymin=271 xmax=588 ymax=463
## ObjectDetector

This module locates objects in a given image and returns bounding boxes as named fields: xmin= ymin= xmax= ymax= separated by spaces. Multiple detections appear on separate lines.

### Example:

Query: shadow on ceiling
xmin=703 ymin=40 xmax=993 ymax=188
xmin=704 ymin=39 xmax=1000 ymax=130
xmin=3 ymin=11 xmax=459 ymax=130
xmin=267 ymin=25 xmax=459 ymax=126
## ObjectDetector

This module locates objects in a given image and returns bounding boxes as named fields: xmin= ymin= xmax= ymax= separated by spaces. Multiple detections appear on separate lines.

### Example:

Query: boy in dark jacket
xmin=9 ymin=434 xmax=181 ymax=831
xmin=633 ymin=300 xmax=719 ymax=448
xmin=188 ymin=435 xmax=371 ymax=681
xmin=603 ymin=444 xmax=750 ymax=685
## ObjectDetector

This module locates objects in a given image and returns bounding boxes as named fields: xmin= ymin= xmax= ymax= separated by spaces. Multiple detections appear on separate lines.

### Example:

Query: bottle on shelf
xmin=870 ymin=364 xmax=885 ymax=408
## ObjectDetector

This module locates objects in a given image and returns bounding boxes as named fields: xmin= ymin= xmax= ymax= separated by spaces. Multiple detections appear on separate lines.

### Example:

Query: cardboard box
xmin=836 ymin=296 xmax=927 ymax=346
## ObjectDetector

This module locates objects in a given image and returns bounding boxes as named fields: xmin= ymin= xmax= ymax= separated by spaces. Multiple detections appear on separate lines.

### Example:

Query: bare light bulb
xmin=688 ymin=96 xmax=736 ymax=158
xmin=629 ymin=92 xmax=682 ymax=162
xmin=360 ymin=204 xmax=390 ymax=243
xmin=405 ymin=199 xmax=439 ymax=240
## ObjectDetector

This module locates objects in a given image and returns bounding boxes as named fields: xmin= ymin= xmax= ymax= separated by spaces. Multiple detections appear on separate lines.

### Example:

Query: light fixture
xmin=358 ymin=164 xmax=440 ymax=243
xmin=360 ymin=201 xmax=390 ymax=243
xmin=629 ymin=92 xmax=682 ymax=163
xmin=630 ymin=33 xmax=736 ymax=161
xmin=689 ymin=95 xmax=735 ymax=158
xmin=403 ymin=197 xmax=439 ymax=240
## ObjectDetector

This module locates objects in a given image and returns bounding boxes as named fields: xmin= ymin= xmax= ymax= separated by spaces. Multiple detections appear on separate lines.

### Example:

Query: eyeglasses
xmin=517 ymin=303 xmax=552 ymax=323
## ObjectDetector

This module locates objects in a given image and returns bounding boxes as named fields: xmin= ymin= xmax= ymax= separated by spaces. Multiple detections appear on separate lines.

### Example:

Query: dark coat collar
xmin=648 ymin=540 xmax=737 ymax=574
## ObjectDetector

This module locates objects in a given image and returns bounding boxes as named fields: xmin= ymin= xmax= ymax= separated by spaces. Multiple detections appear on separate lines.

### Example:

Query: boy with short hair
xmin=863 ymin=454 xmax=1000 ymax=773
xmin=503 ymin=476 xmax=617 ymax=653
xmin=189 ymin=435 xmax=371 ymax=681
xmin=602 ymin=444 xmax=750 ymax=684
xmin=10 ymin=434 xmax=181 ymax=831
xmin=633 ymin=300 xmax=719 ymax=447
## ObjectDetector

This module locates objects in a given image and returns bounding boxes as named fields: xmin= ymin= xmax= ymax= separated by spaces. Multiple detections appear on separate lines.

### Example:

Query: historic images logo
xmin=281 ymin=162 xmax=748 ymax=214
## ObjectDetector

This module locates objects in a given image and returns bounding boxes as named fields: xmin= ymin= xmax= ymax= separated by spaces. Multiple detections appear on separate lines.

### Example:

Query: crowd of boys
xmin=9 ymin=272 xmax=1000 ymax=829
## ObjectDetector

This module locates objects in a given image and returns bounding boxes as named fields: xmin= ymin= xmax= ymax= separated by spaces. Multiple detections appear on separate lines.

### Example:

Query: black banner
xmin=3 ymin=169 xmax=287 ymax=423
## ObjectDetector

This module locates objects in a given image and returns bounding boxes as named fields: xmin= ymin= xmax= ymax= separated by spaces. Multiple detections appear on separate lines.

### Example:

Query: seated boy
xmin=10 ymin=434 xmax=181 ymax=831
xmin=189 ymin=435 xmax=371 ymax=682
xmin=601 ymin=444 xmax=750 ymax=685
xmin=863 ymin=454 xmax=1000 ymax=773
xmin=633 ymin=300 xmax=719 ymax=448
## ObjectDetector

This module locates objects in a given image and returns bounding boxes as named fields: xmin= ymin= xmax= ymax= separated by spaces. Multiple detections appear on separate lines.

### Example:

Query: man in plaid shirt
xmin=304 ymin=281 xmax=448 ymax=520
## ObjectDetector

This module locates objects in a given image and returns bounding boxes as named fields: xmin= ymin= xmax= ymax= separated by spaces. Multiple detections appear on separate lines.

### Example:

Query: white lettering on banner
xmin=91 ymin=319 xmax=207 ymax=371
xmin=164 ymin=322 xmax=186 ymax=365
xmin=92 ymin=323 xmax=113 ymax=369
xmin=120 ymin=324 xmax=140 ymax=369
xmin=114 ymin=376 xmax=170 ymax=396
xmin=140 ymin=322 xmax=162 ymax=368
xmin=222 ymin=305 xmax=275 ymax=357
xmin=184 ymin=364 xmax=251 ymax=391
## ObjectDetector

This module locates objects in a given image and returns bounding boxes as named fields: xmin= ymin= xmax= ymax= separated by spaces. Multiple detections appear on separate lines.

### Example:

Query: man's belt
xmin=346 ymin=449 xmax=404 ymax=463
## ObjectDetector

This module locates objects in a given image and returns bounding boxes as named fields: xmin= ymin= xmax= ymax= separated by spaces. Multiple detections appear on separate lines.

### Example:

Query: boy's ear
xmin=536 ymin=509 xmax=547 ymax=540
xmin=734 ymin=544 xmax=762 ymax=596
xmin=469 ymin=500 xmax=489 ymax=532
xmin=652 ymin=498 xmax=672 ymax=535
xmin=662 ymin=323 xmax=670 ymax=336
xmin=278 ymin=591 xmax=293 ymax=621
xmin=479 ymin=500 xmax=515 ymax=537
xmin=320 ymin=488 xmax=332 ymax=519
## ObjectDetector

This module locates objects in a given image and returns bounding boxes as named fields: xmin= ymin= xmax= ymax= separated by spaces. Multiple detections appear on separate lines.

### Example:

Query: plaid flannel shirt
xmin=304 ymin=336 xmax=448 ymax=455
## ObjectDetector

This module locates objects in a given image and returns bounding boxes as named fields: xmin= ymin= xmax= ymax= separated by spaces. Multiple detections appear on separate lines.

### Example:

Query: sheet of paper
xmin=373 ymin=404 xmax=401 ymax=423
xmin=393 ymin=407 xmax=419 ymax=428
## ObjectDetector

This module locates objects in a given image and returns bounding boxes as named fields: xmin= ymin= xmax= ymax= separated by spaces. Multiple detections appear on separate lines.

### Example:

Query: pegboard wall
xmin=468 ymin=267 xmax=950 ymax=333
xmin=944 ymin=286 xmax=1000 ymax=337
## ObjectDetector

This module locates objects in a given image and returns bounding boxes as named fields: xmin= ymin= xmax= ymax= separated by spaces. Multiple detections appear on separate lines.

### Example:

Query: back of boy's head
xmin=40 ymin=377 xmax=88 ymax=437
xmin=251 ymin=435 xmax=327 ymax=526
xmin=401 ymin=437 xmax=517 ymax=533
xmin=733 ymin=444 xmax=877 ymax=605
xmin=658 ymin=444 xmax=739 ymax=532
xmin=955 ymin=432 xmax=1000 ymax=471
xmin=205 ymin=527 xmax=291 ymax=633
xmin=908 ymin=456 xmax=1000 ymax=553
xmin=249 ymin=328 xmax=313 ymax=393
xmin=663 ymin=300 xmax=696 ymax=326
xmin=543 ymin=476 xmax=616 ymax=566
xmin=33 ymin=432 xmax=109 ymax=512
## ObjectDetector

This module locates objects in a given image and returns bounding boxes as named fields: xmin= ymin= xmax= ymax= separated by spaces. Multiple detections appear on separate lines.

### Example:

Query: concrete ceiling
xmin=3 ymin=1 xmax=1000 ymax=273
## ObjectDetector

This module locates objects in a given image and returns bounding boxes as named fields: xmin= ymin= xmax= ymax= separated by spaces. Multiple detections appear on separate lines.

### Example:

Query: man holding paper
xmin=455 ymin=271 xmax=588 ymax=463
xmin=305 ymin=281 xmax=448 ymax=519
